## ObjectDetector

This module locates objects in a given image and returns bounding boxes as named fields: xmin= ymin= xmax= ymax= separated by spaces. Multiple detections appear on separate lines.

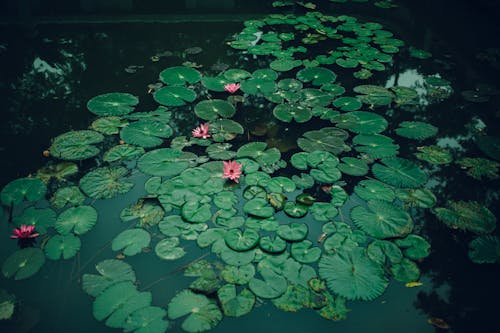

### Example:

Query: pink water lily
xmin=11 ymin=224 xmax=40 ymax=239
xmin=192 ymin=123 xmax=211 ymax=139
xmin=222 ymin=160 xmax=243 ymax=183
xmin=224 ymin=83 xmax=241 ymax=93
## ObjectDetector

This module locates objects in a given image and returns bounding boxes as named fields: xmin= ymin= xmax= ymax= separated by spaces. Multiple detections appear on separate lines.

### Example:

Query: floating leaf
xmin=297 ymin=67 xmax=336 ymax=85
xmin=159 ymin=66 xmax=201 ymax=85
xmin=259 ymin=235 xmax=287 ymax=254
xmin=334 ymin=111 xmax=388 ymax=134
xmin=82 ymin=259 xmax=136 ymax=297
xmin=415 ymin=146 xmax=453 ymax=165
xmin=291 ymin=240 xmax=321 ymax=263
xmin=391 ymin=258 xmax=420 ymax=283
xmin=35 ymin=162 xmax=79 ymax=184
xmin=154 ymin=86 xmax=197 ymax=106
xmin=155 ymin=237 xmax=186 ymax=260
xmin=217 ymin=284 xmax=255 ymax=317
xmin=277 ymin=223 xmax=308 ymax=241
xmin=319 ymin=248 xmax=388 ymax=301
xmin=87 ymin=93 xmax=138 ymax=116
xmin=351 ymin=201 xmax=413 ymax=239
xmin=395 ymin=235 xmax=431 ymax=260
xmin=354 ymin=180 xmax=395 ymax=202
xmin=44 ymin=234 xmax=81 ymax=260
xmin=13 ymin=207 xmax=56 ymax=234
xmin=103 ymin=144 xmax=145 ymax=162
xmin=270 ymin=58 xmax=302 ymax=72
xmin=372 ymin=158 xmax=427 ymax=188
xmin=195 ymin=99 xmax=236 ymax=121
xmin=353 ymin=134 xmax=399 ymax=159
xmin=241 ymin=78 xmax=276 ymax=95
xmin=395 ymin=188 xmax=436 ymax=208
xmin=80 ymin=166 xmax=134 ymax=199
xmin=91 ymin=116 xmax=128 ymax=135
xmin=273 ymin=103 xmax=312 ymax=123
xmin=55 ymin=205 xmax=98 ymax=235
xmin=0 ymin=289 xmax=15 ymax=320
xmin=138 ymin=148 xmax=195 ymax=177
xmin=92 ymin=281 xmax=139 ymax=321
xmin=434 ymin=201 xmax=496 ymax=234
xmin=244 ymin=198 xmax=275 ymax=218
xmin=249 ymin=268 xmax=287 ymax=299
xmin=221 ymin=263 xmax=255 ymax=285
xmin=367 ymin=240 xmax=403 ymax=265
xmin=120 ymin=120 xmax=172 ymax=148
xmin=468 ymin=235 xmax=500 ymax=264
xmin=51 ymin=186 xmax=85 ymax=209
xmin=225 ymin=228 xmax=260 ymax=251
xmin=120 ymin=201 xmax=165 ymax=227
xmin=181 ymin=201 xmax=212 ymax=223
xmin=168 ymin=289 xmax=222 ymax=333
xmin=49 ymin=130 xmax=104 ymax=161
xmin=457 ymin=157 xmax=500 ymax=180
xmin=395 ymin=121 xmax=438 ymax=140
xmin=2 ymin=248 xmax=45 ymax=280
xmin=284 ymin=202 xmax=309 ymax=218
xmin=332 ymin=97 xmax=362 ymax=111
xmin=105 ymin=292 xmax=153 ymax=329
xmin=338 ymin=157 xmax=369 ymax=176
xmin=111 ymin=229 xmax=151 ymax=256
xmin=122 ymin=306 xmax=169 ymax=333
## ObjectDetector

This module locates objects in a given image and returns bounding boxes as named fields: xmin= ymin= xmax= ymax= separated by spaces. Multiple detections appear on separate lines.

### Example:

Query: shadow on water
xmin=1 ymin=0 xmax=500 ymax=332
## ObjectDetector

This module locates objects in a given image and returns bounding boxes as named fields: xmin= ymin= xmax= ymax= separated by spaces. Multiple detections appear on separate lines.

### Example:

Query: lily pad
xmin=2 ymin=248 xmax=45 ymax=280
xmin=159 ymin=66 xmax=201 ymax=85
xmin=241 ymin=78 xmax=276 ymax=95
xmin=87 ymin=93 xmax=138 ymax=116
xmin=51 ymin=186 xmax=86 ymax=209
xmin=415 ymin=146 xmax=453 ymax=165
xmin=103 ymin=144 xmax=145 ymax=162
xmin=273 ymin=103 xmax=312 ymax=123
xmin=354 ymin=179 xmax=395 ymax=202
xmin=92 ymin=280 xmax=139 ymax=321
xmin=105 ymin=292 xmax=153 ymax=329
xmin=35 ymin=162 xmax=79 ymax=184
xmin=155 ymin=237 xmax=186 ymax=260
xmin=120 ymin=120 xmax=173 ymax=148
xmin=181 ymin=201 xmax=212 ymax=223
xmin=319 ymin=247 xmax=388 ymax=301
xmin=49 ymin=130 xmax=104 ymax=160
xmin=291 ymin=240 xmax=321 ymax=263
xmin=434 ymin=201 xmax=496 ymax=234
xmin=217 ymin=284 xmax=255 ymax=317
xmin=154 ymin=86 xmax=197 ymax=107
xmin=351 ymin=201 xmax=413 ymax=239
xmin=334 ymin=111 xmax=388 ymax=134
xmin=395 ymin=121 xmax=438 ymax=140
xmin=259 ymin=235 xmax=287 ymax=254
xmin=13 ymin=207 xmax=56 ymax=234
xmin=277 ymin=223 xmax=308 ymax=241
xmin=55 ymin=205 xmax=98 ymax=235
xmin=332 ymin=97 xmax=362 ymax=111
xmin=91 ymin=116 xmax=128 ymax=135
xmin=221 ymin=263 xmax=255 ymax=285
xmin=372 ymin=158 xmax=427 ymax=188
xmin=249 ymin=268 xmax=287 ymax=299
xmin=44 ymin=234 xmax=81 ymax=260
xmin=82 ymin=259 xmax=136 ymax=297
xmin=111 ymin=228 xmax=151 ymax=256
xmin=395 ymin=235 xmax=431 ymax=260
xmin=390 ymin=258 xmax=420 ymax=283
xmin=468 ymin=235 xmax=500 ymax=264
xmin=225 ymin=228 xmax=260 ymax=251
xmin=80 ymin=166 xmax=134 ymax=199
xmin=122 ymin=306 xmax=168 ymax=333
xmin=137 ymin=148 xmax=195 ymax=177
xmin=167 ymin=289 xmax=222 ymax=333
xmin=337 ymin=157 xmax=369 ymax=176
xmin=195 ymin=99 xmax=236 ymax=121
xmin=244 ymin=198 xmax=275 ymax=218
xmin=297 ymin=67 xmax=336 ymax=85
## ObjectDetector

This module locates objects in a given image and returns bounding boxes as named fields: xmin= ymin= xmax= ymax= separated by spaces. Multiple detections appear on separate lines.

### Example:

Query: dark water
xmin=1 ymin=1 xmax=499 ymax=332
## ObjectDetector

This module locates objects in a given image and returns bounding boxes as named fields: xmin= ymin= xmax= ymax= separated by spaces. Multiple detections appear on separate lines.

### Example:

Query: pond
xmin=0 ymin=1 xmax=499 ymax=333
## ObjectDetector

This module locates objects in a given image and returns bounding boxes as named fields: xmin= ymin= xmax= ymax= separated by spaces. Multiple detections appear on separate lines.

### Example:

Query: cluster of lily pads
xmin=1 ymin=0 xmax=499 ymax=331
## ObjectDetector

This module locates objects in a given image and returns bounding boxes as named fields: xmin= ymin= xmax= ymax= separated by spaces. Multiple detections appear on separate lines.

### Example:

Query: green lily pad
xmin=44 ymin=234 xmax=81 ymax=260
xmin=395 ymin=121 xmax=438 ymax=140
xmin=13 ymin=207 xmax=56 ymax=234
xmin=259 ymin=235 xmax=287 ymax=254
xmin=210 ymin=119 xmax=244 ymax=141
xmin=2 ymin=248 xmax=45 ymax=280
xmin=351 ymin=201 xmax=413 ymax=239
xmin=153 ymin=86 xmax=197 ymax=107
xmin=372 ymin=157 xmax=427 ymax=188
xmin=80 ymin=166 xmax=134 ymax=199
xmin=224 ymin=68 xmax=251 ymax=81
xmin=181 ymin=201 xmax=212 ymax=223
xmin=91 ymin=116 xmax=128 ymax=135
xmin=390 ymin=258 xmax=420 ymax=283
xmin=273 ymin=103 xmax=312 ymax=123
xmin=92 ymin=280 xmax=139 ymax=321
xmin=395 ymin=235 xmax=431 ymax=260
xmin=249 ymin=268 xmax=287 ymax=299
xmin=206 ymin=143 xmax=236 ymax=160
xmin=241 ymin=78 xmax=276 ymax=95
xmin=415 ymin=146 xmax=453 ymax=165
xmin=35 ymin=162 xmax=79 ymax=184
xmin=409 ymin=46 xmax=431 ymax=59
xmin=55 ymin=205 xmax=98 ymax=235
xmin=103 ymin=144 xmax=145 ymax=162
xmin=195 ymin=99 xmax=236 ymax=121
xmin=291 ymin=152 xmax=309 ymax=170
xmin=159 ymin=66 xmax=201 ymax=85
xmin=155 ymin=237 xmax=186 ymax=260
xmin=122 ymin=306 xmax=168 ymax=333
xmin=0 ymin=289 xmax=15 ymax=320
xmin=367 ymin=240 xmax=403 ymax=265
xmin=457 ymin=157 xmax=500 ymax=180
xmin=337 ymin=157 xmax=369 ymax=176
xmin=291 ymin=240 xmax=321 ymax=263
xmin=297 ymin=67 xmax=336 ymax=85
xmin=120 ymin=120 xmax=173 ymax=148
xmin=120 ymin=201 xmax=165 ymax=227
xmin=217 ymin=284 xmax=255 ymax=317
xmin=336 ymin=58 xmax=359 ymax=68
xmin=105 ymin=292 xmax=153 ymax=329
xmin=225 ymin=228 xmax=260 ymax=251
xmin=310 ymin=202 xmax=338 ymax=222
xmin=138 ymin=148 xmax=195 ymax=177
xmin=284 ymin=202 xmax=309 ymax=218
xmin=353 ymin=85 xmax=394 ymax=106
xmin=111 ymin=228 xmax=151 ymax=256
xmin=354 ymin=179 xmax=395 ymax=202
xmin=434 ymin=201 xmax=496 ymax=234
xmin=468 ymin=235 xmax=500 ymax=264
xmin=277 ymin=223 xmax=308 ymax=241
xmin=196 ymin=228 xmax=225 ymax=248
xmin=298 ymin=127 xmax=350 ymax=155
xmin=334 ymin=111 xmax=388 ymax=134
xmin=353 ymin=134 xmax=399 ymax=159
xmin=244 ymin=198 xmax=275 ymax=218
xmin=51 ymin=186 xmax=86 ymax=209
xmin=221 ymin=263 xmax=255 ymax=285
xmin=332 ymin=96 xmax=362 ymax=111
xmin=220 ymin=247 xmax=256 ymax=266
xmin=270 ymin=58 xmax=302 ymax=72
xmin=167 ymin=289 xmax=222 ymax=333
xmin=87 ymin=93 xmax=138 ymax=116
xmin=49 ymin=130 xmax=104 ymax=160
xmin=82 ymin=259 xmax=136 ymax=297
xmin=319 ymin=247 xmax=388 ymax=301
xmin=395 ymin=188 xmax=437 ymax=208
